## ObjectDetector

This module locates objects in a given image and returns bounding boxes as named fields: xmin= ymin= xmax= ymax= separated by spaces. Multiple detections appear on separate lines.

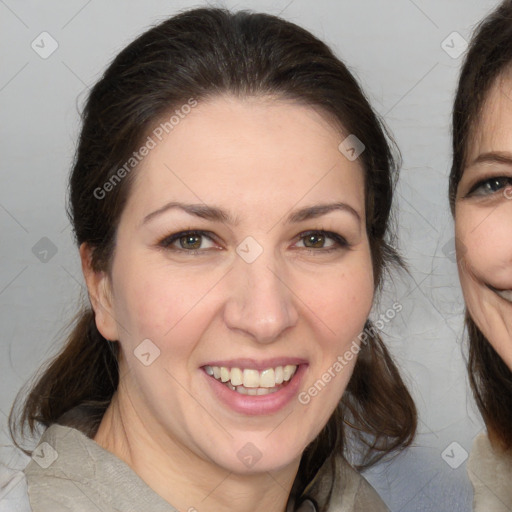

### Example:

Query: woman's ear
xmin=79 ymin=243 xmax=119 ymax=341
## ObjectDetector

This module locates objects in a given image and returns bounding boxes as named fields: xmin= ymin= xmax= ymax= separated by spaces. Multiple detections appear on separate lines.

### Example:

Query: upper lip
xmin=201 ymin=357 xmax=308 ymax=371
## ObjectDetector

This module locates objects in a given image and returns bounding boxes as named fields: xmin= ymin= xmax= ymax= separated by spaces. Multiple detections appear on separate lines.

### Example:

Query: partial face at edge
xmin=455 ymin=75 xmax=512 ymax=370
xmin=92 ymin=96 xmax=374 ymax=474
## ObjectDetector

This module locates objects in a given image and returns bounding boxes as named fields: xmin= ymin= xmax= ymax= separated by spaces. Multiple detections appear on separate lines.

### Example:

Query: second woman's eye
xmin=295 ymin=230 xmax=348 ymax=251
xmin=468 ymin=176 xmax=512 ymax=196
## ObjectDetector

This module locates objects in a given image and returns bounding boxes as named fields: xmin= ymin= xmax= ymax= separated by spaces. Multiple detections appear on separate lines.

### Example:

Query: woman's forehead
xmin=128 ymin=97 xmax=366 ymax=219
xmin=466 ymin=75 xmax=512 ymax=163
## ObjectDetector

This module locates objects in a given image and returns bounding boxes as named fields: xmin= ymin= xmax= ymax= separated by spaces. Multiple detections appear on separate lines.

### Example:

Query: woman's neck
xmin=93 ymin=390 xmax=300 ymax=512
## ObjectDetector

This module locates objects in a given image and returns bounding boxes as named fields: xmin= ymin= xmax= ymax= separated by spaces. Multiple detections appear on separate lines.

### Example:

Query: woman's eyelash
xmin=157 ymin=229 xmax=349 ymax=254
xmin=295 ymin=230 xmax=349 ymax=252
xmin=467 ymin=176 xmax=512 ymax=196
xmin=157 ymin=230 xmax=217 ymax=251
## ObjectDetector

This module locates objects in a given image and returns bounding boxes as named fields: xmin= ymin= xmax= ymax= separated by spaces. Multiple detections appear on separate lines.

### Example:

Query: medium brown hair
xmin=449 ymin=0 xmax=512 ymax=451
xmin=10 ymin=7 xmax=416 ymax=494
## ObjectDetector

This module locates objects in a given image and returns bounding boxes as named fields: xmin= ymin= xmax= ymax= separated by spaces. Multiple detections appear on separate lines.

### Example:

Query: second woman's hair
xmin=449 ymin=0 xmax=512 ymax=451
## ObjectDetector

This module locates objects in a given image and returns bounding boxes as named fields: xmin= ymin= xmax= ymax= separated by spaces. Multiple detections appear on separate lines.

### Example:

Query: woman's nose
xmin=222 ymin=247 xmax=299 ymax=344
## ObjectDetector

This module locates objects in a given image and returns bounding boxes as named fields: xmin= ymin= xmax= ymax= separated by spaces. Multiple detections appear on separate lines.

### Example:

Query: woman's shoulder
xmin=306 ymin=454 xmax=389 ymax=512
xmin=336 ymin=457 xmax=390 ymax=511
xmin=0 ymin=463 xmax=32 ymax=511
xmin=20 ymin=422 xmax=177 ymax=512
xmin=10 ymin=421 xmax=389 ymax=512
xmin=468 ymin=431 xmax=512 ymax=512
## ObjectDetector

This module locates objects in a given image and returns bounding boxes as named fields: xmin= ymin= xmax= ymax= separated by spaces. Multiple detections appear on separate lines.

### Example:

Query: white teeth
xmin=230 ymin=367 xmax=243 ymax=386
xmin=236 ymin=386 xmax=248 ymax=395
xmin=495 ymin=289 xmax=512 ymax=302
xmin=204 ymin=364 xmax=298 ymax=392
xmin=236 ymin=385 xmax=277 ymax=395
xmin=259 ymin=368 xmax=275 ymax=387
xmin=220 ymin=367 xmax=230 ymax=383
xmin=275 ymin=366 xmax=284 ymax=384
xmin=243 ymin=369 xmax=260 ymax=388
xmin=283 ymin=365 xmax=295 ymax=381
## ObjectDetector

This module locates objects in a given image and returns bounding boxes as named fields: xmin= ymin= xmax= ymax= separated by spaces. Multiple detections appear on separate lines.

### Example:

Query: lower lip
xmin=202 ymin=364 xmax=307 ymax=416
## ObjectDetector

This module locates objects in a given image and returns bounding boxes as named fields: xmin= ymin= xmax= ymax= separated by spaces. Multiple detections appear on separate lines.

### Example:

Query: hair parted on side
xmin=449 ymin=0 xmax=512 ymax=451
xmin=9 ymin=7 xmax=416 ymax=493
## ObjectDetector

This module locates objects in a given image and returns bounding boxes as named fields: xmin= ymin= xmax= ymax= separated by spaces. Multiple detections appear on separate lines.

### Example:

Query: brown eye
xmin=179 ymin=234 xmax=202 ymax=250
xmin=303 ymin=233 xmax=326 ymax=248
xmin=295 ymin=230 xmax=348 ymax=252
xmin=158 ymin=230 xmax=218 ymax=252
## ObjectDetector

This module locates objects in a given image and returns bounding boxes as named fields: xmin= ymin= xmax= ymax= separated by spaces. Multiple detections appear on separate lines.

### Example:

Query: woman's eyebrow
xmin=142 ymin=201 xmax=360 ymax=227
xmin=468 ymin=151 xmax=512 ymax=168
xmin=286 ymin=202 xmax=361 ymax=223
xmin=142 ymin=202 xmax=238 ymax=226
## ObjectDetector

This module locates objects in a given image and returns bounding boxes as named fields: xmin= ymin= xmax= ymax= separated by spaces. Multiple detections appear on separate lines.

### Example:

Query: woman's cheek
xmin=458 ymin=206 xmax=512 ymax=283
xmin=484 ymin=207 xmax=512 ymax=266
xmin=114 ymin=257 xmax=192 ymax=331
xmin=320 ymin=273 xmax=373 ymax=338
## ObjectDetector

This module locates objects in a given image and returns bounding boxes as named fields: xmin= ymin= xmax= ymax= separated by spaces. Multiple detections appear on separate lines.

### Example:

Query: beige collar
xmin=468 ymin=432 xmax=512 ymax=512
xmin=25 ymin=423 xmax=387 ymax=512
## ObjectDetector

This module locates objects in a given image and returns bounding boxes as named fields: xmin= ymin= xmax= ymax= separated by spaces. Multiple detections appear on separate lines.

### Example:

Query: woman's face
xmin=455 ymin=75 xmax=512 ymax=370
xmin=93 ymin=96 xmax=374 ymax=474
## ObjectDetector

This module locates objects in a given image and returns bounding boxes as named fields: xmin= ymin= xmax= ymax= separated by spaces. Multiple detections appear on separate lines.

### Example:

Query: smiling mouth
xmin=487 ymin=285 xmax=512 ymax=303
xmin=203 ymin=365 xmax=298 ymax=395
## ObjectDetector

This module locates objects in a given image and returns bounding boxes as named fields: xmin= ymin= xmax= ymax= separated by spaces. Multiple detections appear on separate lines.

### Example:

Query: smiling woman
xmin=6 ymin=7 xmax=416 ymax=512
xmin=449 ymin=1 xmax=512 ymax=510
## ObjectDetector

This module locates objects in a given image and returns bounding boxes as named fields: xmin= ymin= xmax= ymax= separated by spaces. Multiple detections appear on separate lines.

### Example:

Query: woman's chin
xmin=199 ymin=435 xmax=307 ymax=476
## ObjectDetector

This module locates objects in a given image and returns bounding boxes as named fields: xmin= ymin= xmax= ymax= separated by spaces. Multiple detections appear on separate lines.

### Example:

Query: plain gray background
xmin=0 ymin=0 xmax=504 ymax=510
